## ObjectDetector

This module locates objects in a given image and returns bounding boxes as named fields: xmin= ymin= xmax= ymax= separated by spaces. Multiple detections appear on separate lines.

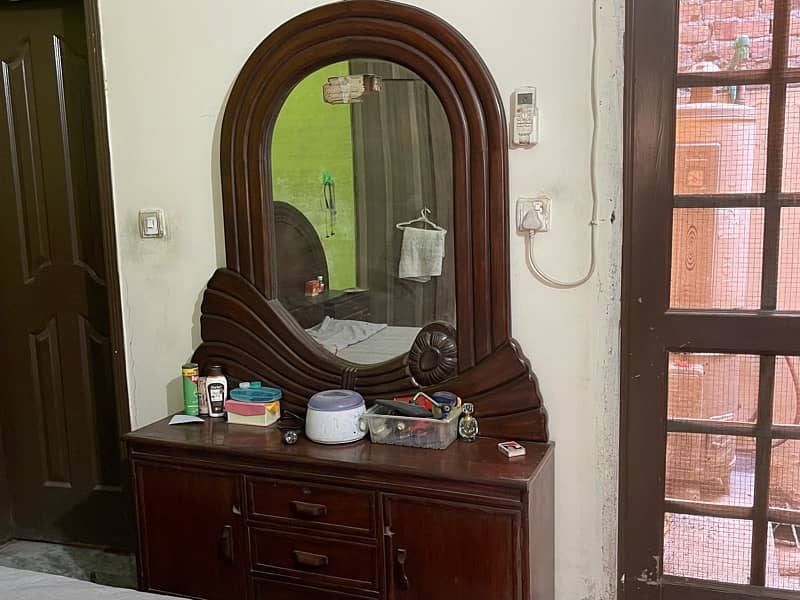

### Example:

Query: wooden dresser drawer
xmin=250 ymin=528 xmax=379 ymax=592
xmin=253 ymin=578 xmax=372 ymax=599
xmin=246 ymin=477 xmax=375 ymax=536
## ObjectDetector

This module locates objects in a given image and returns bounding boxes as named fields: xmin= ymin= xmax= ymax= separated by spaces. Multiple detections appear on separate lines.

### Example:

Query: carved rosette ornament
xmin=408 ymin=323 xmax=458 ymax=386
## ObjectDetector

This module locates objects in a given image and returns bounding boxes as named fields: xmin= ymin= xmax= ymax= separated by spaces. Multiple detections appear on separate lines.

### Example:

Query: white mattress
xmin=336 ymin=325 xmax=420 ymax=363
xmin=0 ymin=566 xmax=168 ymax=599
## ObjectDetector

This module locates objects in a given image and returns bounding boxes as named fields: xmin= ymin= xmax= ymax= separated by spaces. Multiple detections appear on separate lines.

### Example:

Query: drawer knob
xmin=291 ymin=500 xmax=327 ymax=518
xmin=293 ymin=550 xmax=329 ymax=568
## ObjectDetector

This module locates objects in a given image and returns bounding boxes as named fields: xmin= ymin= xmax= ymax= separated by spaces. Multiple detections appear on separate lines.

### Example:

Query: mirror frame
xmin=193 ymin=0 xmax=548 ymax=441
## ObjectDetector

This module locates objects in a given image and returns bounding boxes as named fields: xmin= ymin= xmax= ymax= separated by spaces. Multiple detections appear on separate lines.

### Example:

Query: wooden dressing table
xmin=127 ymin=418 xmax=553 ymax=600
xmin=128 ymin=1 xmax=554 ymax=598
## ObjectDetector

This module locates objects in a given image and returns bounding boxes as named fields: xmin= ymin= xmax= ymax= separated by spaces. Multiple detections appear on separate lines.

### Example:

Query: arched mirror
xmin=193 ymin=0 xmax=549 ymax=442
xmin=271 ymin=59 xmax=455 ymax=365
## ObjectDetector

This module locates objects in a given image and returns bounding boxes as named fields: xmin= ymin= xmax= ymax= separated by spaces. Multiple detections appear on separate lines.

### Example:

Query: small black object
xmin=375 ymin=399 xmax=433 ymax=418
xmin=278 ymin=410 xmax=305 ymax=431
xmin=283 ymin=429 xmax=300 ymax=445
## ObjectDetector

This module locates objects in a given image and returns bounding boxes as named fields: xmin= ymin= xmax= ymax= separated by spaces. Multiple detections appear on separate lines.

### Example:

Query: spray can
xmin=182 ymin=363 xmax=200 ymax=416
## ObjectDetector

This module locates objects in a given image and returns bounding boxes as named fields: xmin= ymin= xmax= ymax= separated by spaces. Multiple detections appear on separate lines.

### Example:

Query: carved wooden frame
xmin=193 ymin=0 xmax=548 ymax=441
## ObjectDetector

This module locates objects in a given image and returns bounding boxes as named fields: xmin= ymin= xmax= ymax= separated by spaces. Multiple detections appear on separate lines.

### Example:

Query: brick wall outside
xmin=678 ymin=0 xmax=797 ymax=72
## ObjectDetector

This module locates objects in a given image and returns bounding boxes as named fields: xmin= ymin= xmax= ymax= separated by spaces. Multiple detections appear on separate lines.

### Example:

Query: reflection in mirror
xmin=271 ymin=59 xmax=455 ymax=365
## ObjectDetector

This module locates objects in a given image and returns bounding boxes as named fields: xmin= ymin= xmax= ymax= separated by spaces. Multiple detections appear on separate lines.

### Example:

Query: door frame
xmin=619 ymin=0 xmax=677 ymax=597
xmin=82 ymin=0 xmax=132 ymax=445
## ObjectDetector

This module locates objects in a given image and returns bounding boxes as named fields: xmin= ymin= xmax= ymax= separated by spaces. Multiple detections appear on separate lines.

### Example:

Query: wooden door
xmin=0 ymin=0 xmax=127 ymax=547
xmin=622 ymin=0 xmax=800 ymax=598
xmin=134 ymin=463 xmax=247 ymax=600
xmin=383 ymin=496 xmax=520 ymax=600
xmin=0 ymin=429 xmax=9 ymax=543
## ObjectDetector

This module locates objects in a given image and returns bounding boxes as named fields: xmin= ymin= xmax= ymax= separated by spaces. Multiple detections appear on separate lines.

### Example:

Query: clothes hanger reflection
xmin=322 ymin=171 xmax=336 ymax=237
xmin=395 ymin=207 xmax=445 ymax=231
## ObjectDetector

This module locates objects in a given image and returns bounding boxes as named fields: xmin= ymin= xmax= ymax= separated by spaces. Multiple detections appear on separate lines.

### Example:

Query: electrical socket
xmin=517 ymin=196 xmax=551 ymax=233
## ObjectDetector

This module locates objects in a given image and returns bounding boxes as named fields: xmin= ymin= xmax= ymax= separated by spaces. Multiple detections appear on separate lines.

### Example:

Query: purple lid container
xmin=308 ymin=390 xmax=365 ymax=412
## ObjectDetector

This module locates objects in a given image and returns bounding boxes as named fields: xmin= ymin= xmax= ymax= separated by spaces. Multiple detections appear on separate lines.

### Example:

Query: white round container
xmin=305 ymin=390 xmax=367 ymax=444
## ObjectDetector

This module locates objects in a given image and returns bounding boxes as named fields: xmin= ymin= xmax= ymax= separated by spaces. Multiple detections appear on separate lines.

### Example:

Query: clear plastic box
xmin=359 ymin=405 xmax=462 ymax=450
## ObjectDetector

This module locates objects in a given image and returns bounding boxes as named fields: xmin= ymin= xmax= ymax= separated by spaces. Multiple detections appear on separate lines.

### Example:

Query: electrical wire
xmin=525 ymin=0 xmax=600 ymax=289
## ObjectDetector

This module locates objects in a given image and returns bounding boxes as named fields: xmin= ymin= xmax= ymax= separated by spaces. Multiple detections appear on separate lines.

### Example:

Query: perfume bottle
xmin=458 ymin=403 xmax=479 ymax=442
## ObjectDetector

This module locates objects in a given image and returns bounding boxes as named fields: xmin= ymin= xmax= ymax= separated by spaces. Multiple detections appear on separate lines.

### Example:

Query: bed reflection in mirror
xmin=270 ymin=59 xmax=455 ymax=365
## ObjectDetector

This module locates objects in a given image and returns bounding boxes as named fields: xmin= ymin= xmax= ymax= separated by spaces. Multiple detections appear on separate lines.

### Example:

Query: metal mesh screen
xmin=791 ymin=8 xmax=800 ymax=69
xmin=770 ymin=439 xmax=800 ymax=510
xmin=778 ymin=208 xmax=800 ymax=310
xmin=783 ymin=85 xmax=800 ymax=192
xmin=666 ymin=433 xmax=754 ymax=506
xmin=658 ymin=0 xmax=800 ymax=594
xmin=770 ymin=439 xmax=800 ymax=591
xmin=772 ymin=356 xmax=800 ymax=425
xmin=670 ymin=208 xmax=764 ymax=309
xmin=767 ymin=521 xmax=800 ymax=590
xmin=678 ymin=0 xmax=774 ymax=73
xmin=668 ymin=353 xmax=759 ymax=422
xmin=663 ymin=513 xmax=752 ymax=584
xmin=675 ymin=86 xmax=770 ymax=195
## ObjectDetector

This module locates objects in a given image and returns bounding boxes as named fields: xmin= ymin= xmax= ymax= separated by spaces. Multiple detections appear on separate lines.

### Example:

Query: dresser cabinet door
xmin=383 ymin=496 xmax=521 ymax=600
xmin=134 ymin=462 xmax=246 ymax=599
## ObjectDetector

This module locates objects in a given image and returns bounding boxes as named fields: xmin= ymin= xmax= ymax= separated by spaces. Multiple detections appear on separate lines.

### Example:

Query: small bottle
xmin=205 ymin=365 xmax=228 ymax=418
xmin=317 ymin=275 xmax=325 ymax=293
xmin=458 ymin=403 xmax=479 ymax=442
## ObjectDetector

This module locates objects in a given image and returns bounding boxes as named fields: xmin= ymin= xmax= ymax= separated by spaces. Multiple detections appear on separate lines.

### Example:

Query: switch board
xmin=139 ymin=209 xmax=165 ymax=238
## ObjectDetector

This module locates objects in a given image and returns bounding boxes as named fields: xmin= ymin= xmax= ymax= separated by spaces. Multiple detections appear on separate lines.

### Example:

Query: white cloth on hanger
xmin=398 ymin=227 xmax=446 ymax=283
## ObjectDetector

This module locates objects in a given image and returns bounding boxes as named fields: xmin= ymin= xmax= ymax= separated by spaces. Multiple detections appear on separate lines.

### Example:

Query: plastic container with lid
xmin=305 ymin=390 xmax=366 ymax=444
xmin=229 ymin=386 xmax=282 ymax=403
xmin=226 ymin=385 xmax=282 ymax=428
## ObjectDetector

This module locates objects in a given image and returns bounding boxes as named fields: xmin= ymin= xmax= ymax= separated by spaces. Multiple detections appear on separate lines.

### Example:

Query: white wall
xmin=98 ymin=1 xmax=624 ymax=598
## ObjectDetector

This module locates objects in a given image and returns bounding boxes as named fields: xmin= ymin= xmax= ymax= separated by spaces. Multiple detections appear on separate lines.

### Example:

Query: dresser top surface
xmin=126 ymin=416 xmax=554 ymax=489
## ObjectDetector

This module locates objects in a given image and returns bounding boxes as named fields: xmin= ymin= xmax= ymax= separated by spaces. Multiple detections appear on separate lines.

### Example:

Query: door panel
xmin=0 ymin=1 xmax=126 ymax=547
xmin=383 ymin=495 xmax=519 ymax=600
xmin=3 ymin=38 xmax=51 ymax=278
xmin=135 ymin=463 xmax=246 ymax=600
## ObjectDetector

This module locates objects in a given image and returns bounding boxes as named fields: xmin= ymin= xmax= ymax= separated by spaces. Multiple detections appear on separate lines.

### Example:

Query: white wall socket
xmin=517 ymin=196 xmax=551 ymax=233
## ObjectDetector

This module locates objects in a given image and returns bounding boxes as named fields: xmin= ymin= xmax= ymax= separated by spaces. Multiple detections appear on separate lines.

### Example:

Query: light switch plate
xmin=138 ymin=209 xmax=165 ymax=238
